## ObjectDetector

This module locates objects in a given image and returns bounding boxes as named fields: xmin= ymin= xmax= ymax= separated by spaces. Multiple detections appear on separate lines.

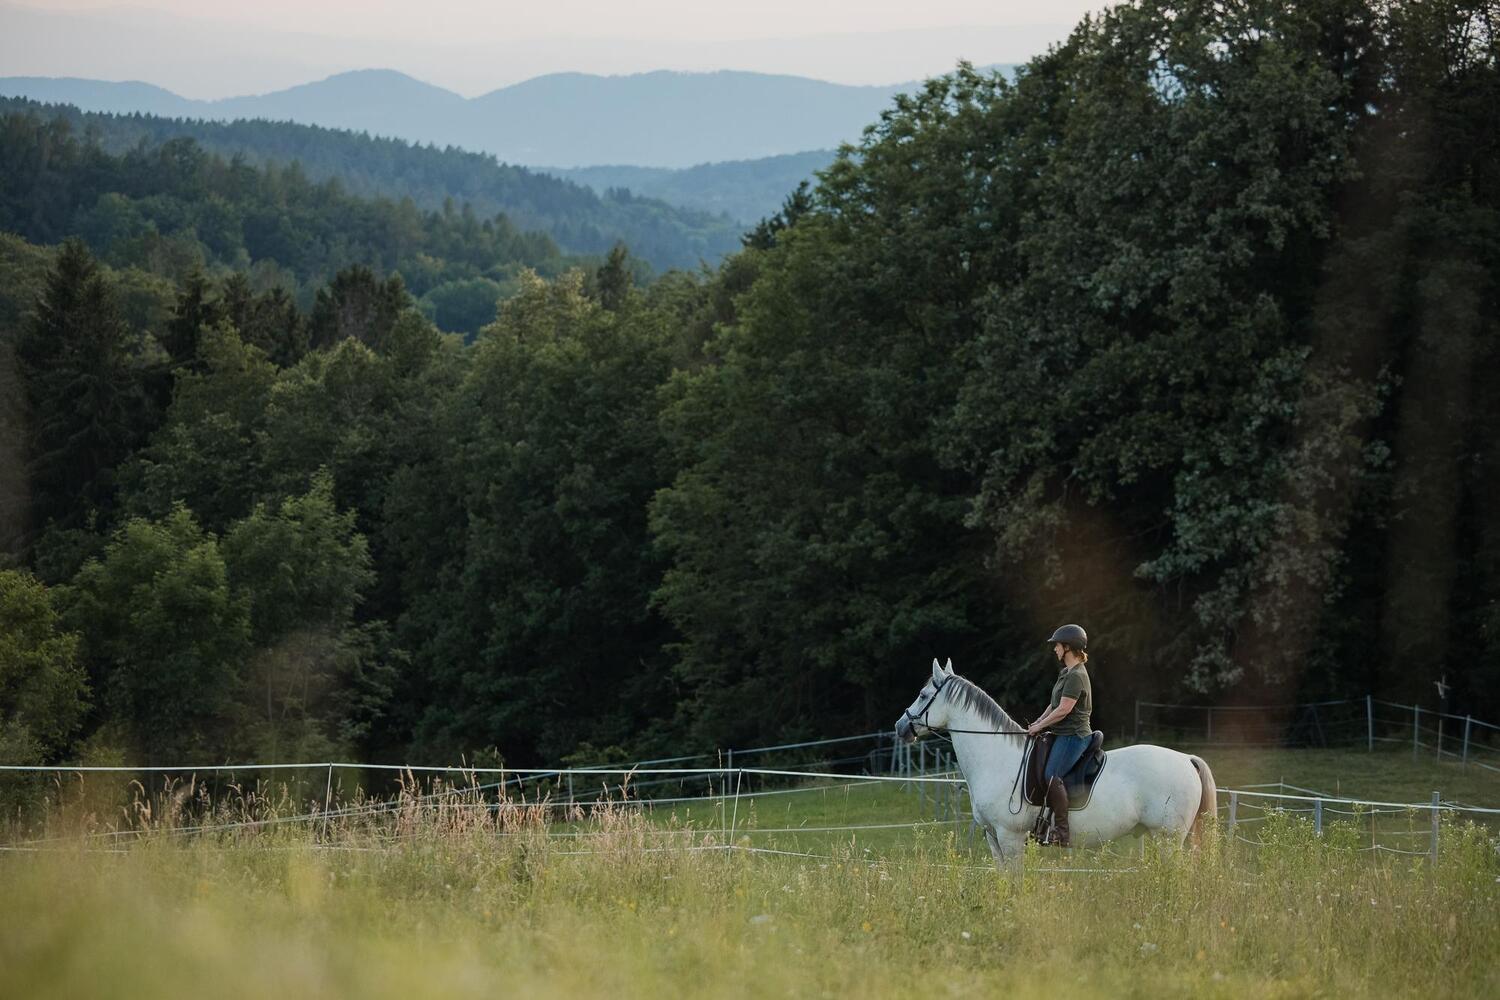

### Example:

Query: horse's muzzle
xmin=894 ymin=717 xmax=918 ymax=744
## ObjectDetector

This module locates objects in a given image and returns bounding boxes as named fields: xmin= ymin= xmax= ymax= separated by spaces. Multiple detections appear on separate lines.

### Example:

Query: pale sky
xmin=1 ymin=0 xmax=1104 ymax=96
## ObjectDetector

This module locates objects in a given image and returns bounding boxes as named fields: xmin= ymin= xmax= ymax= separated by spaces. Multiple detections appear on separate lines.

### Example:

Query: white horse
xmin=895 ymin=659 xmax=1217 ymax=868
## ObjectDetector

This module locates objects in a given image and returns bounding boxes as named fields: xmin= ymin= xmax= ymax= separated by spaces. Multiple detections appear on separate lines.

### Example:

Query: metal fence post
xmin=1314 ymin=798 xmax=1323 ymax=837
xmin=1228 ymin=791 xmax=1238 ymax=838
xmin=1366 ymin=694 xmax=1374 ymax=752
xmin=1462 ymin=716 xmax=1472 ymax=771
xmin=726 ymin=748 xmax=734 ymax=772
xmin=1413 ymin=704 xmax=1421 ymax=759
xmin=1430 ymin=790 xmax=1441 ymax=863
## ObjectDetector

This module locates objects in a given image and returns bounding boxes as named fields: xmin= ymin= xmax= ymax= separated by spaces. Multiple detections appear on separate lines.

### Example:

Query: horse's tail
xmin=1188 ymin=755 xmax=1217 ymax=847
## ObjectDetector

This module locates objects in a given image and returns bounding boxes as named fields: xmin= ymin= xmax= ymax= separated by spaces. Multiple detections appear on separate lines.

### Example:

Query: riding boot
xmin=1045 ymin=777 xmax=1071 ymax=847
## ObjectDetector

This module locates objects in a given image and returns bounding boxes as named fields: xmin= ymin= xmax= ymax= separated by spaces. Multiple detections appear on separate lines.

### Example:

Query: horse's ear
xmin=931 ymin=660 xmax=945 ymax=684
xmin=944 ymin=659 xmax=954 ymax=675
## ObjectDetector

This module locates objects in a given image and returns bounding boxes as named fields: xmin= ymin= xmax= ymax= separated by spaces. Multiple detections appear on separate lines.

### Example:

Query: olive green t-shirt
xmin=1047 ymin=664 xmax=1092 ymax=737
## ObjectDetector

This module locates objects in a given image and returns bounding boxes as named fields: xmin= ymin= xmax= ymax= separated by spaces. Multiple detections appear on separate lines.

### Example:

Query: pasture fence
xmin=5 ymin=733 xmax=1497 ymax=865
xmin=1133 ymin=694 xmax=1500 ymax=772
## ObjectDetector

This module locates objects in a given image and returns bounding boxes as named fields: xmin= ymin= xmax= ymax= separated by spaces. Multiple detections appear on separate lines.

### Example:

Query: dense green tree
xmin=161 ymin=269 xmax=222 ymax=372
xmin=0 ymin=569 xmax=87 ymax=766
xmin=219 ymin=273 xmax=308 ymax=368
xmin=15 ymin=239 xmax=143 ymax=539
xmin=417 ymin=276 xmax=507 ymax=338
xmin=741 ymin=180 xmax=812 ymax=251
xmin=59 ymin=506 xmax=249 ymax=762
xmin=590 ymin=244 xmax=633 ymax=312
xmin=308 ymin=266 xmax=410 ymax=350
xmin=391 ymin=271 xmax=676 ymax=761
xmin=119 ymin=323 xmax=278 ymax=533
xmin=222 ymin=472 xmax=390 ymax=760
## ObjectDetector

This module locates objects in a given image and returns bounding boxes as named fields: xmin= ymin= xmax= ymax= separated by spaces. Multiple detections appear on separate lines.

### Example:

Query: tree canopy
xmin=1 ymin=0 xmax=1496 ymax=770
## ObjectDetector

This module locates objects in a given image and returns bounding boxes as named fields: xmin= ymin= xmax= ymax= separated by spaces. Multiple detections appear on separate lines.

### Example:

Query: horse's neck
xmin=945 ymin=701 xmax=1024 ymax=779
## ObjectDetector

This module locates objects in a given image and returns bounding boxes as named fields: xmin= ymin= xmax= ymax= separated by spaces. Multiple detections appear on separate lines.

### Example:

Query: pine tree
xmin=16 ymin=239 xmax=141 ymax=536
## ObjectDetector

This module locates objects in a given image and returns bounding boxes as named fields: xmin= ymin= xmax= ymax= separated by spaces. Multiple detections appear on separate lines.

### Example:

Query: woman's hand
xmin=1026 ymin=720 xmax=1045 ymax=737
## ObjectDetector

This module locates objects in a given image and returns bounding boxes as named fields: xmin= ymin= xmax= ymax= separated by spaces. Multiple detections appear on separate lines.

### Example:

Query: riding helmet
xmin=1047 ymin=624 xmax=1088 ymax=649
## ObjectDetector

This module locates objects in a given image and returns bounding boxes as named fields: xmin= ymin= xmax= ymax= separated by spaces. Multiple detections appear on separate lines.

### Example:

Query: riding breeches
xmin=1042 ymin=733 xmax=1092 ymax=784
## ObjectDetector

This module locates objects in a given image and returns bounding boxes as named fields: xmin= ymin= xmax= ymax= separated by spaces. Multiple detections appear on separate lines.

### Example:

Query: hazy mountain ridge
xmin=0 ymin=96 xmax=745 ymax=271
xmin=544 ymin=151 xmax=840 ymax=224
xmin=0 ymin=67 xmax=1012 ymax=168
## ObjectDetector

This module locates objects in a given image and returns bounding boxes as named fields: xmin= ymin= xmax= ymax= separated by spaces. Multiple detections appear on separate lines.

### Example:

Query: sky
xmin=0 ymin=1 xmax=1103 ymax=97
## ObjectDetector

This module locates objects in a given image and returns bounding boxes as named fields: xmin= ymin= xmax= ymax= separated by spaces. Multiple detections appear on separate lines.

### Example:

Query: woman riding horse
xmin=1025 ymin=624 xmax=1093 ymax=847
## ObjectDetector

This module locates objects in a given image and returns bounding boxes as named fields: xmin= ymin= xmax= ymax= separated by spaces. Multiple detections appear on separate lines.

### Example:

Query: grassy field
xmin=1 ymin=745 xmax=1497 ymax=999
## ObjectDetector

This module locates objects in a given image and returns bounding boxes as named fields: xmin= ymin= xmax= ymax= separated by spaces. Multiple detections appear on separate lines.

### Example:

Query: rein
xmin=903 ymin=674 xmax=1036 ymax=816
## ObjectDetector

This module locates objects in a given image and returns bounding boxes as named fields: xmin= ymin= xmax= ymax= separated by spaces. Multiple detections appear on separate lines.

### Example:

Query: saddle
xmin=1023 ymin=731 xmax=1107 ymax=810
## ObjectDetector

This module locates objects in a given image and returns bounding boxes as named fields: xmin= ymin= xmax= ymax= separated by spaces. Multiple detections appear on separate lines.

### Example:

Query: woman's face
xmin=1052 ymin=642 xmax=1066 ymax=662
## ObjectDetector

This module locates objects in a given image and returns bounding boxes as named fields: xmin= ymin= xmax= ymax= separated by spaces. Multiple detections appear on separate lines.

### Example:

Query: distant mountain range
xmin=0 ymin=68 xmax=988 ymax=168
xmin=0 ymin=96 xmax=748 ymax=272
xmin=546 ymin=152 xmax=840 ymax=224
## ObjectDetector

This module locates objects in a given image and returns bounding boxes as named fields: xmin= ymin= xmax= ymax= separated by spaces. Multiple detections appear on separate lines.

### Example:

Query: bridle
xmin=900 ymin=674 xmax=955 ymax=733
xmin=901 ymin=674 xmax=1031 ymax=737
xmin=901 ymin=673 xmax=1037 ymax=816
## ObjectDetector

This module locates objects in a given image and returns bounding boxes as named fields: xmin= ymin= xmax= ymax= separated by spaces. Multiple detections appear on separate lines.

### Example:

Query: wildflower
xmin=861 ymin=920 xmax=874 ymax=933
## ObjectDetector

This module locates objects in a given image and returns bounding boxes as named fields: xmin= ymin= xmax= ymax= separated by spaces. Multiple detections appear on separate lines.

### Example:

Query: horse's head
xmin=895 ymin=658 xmax=954 ymax=744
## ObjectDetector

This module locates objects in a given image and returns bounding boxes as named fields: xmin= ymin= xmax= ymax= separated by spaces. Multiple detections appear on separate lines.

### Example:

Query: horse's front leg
xmin=984 ymin=826 xmax=1026 ymax=876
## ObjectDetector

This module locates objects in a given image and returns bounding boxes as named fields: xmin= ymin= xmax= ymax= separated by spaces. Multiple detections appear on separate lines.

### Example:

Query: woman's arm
xmin=1027 ymin=696 xmax=1078 ymax=736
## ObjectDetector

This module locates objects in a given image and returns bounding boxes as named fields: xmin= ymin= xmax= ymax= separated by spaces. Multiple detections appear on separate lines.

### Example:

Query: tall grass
xmin=2 ymin=774 xmax=1497 ymax=999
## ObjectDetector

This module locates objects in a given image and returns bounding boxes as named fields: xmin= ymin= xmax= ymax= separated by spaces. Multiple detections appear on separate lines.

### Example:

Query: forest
xmin=1 ymin=0 xmax=1496 ymax=772
xmin=0 ymin=95 xmax=746 ymax=273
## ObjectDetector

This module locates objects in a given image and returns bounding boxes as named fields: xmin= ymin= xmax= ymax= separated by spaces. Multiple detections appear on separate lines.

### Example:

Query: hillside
xmin=0 ymin=97 xmax=744 ymax=272
xmin=546 ymin=151 xmax=839 ymax=225
xmin=0 ymin=68 xmax=930 ymax=167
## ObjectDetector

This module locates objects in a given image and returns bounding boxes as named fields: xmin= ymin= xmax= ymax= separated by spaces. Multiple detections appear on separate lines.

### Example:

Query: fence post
xmin=1366 ymin=694 xmax=1374 ymax=752
xmin=726 ymin=748 xmax=734 ymax=773
xmin=1430 ymin=791 xmax=1440 ymax=863
xmin=918 ymin=741 xmax=926 ymax=814
xmin=1134 ymin=700 xmax=1141 ymax=744
xmin=1462 ymin=716 xmax=1472 ymax=771
xmin=1314 ymin=798 xmax=1323 ymax=837
xmin=1413 ymin=704 xmax=1420 ymax=759
xmin=321 ymin=763 xmax=334 ymax=838
xmin=1228 ymin=791 xmax=1238 ymax=838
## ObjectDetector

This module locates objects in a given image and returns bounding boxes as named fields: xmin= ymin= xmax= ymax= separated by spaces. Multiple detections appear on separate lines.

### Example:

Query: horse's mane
xmin=944 ymin=674 xmax=1024 ymax=741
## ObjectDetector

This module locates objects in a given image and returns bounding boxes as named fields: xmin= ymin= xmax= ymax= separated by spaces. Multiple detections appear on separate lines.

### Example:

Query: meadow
xmin=2 ymin=746 xmax=1497 ymax=999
